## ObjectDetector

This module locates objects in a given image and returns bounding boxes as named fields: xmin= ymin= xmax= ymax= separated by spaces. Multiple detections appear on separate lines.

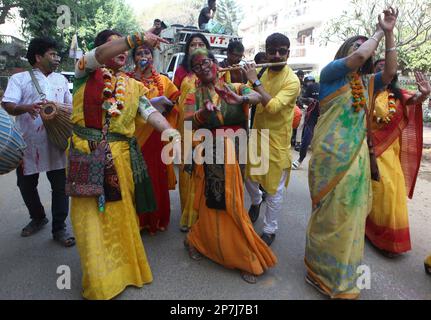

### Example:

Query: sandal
xmin=184 ymin=239 xmax=202 ymax=261
xmin=21 ymin=218 xmax=49 ymax=237
xmin=305 ymin=274 xmax=329 ymax=298
xmin=53 ymin=230 xmax=76 ymax=248
xmin=241 ymin=272 xmax=257 ymax=284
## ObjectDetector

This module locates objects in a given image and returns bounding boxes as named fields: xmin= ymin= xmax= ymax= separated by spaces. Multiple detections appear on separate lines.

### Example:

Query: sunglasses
xmin=267 ymin=47 xmax=289 ymax=55
xmin=191 ymin=58 xmax=212 ymax=73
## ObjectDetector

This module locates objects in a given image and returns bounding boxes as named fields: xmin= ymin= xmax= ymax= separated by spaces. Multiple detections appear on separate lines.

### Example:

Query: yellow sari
xmin=178 ymin=74 xmax=199 ymax=229
xmin=70 ymin=72 xmax=153 ymax=300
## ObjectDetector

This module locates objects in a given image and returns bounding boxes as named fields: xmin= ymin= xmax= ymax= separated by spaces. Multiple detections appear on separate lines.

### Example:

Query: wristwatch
xmin=242 ymin=95 xmax=250 ymax=104
xmin=252 ymin=79 xmax=262 ymax=89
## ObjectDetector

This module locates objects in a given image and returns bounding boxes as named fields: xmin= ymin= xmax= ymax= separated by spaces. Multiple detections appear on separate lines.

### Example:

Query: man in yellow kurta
xmin=243 ymin=33 xmax=300 ymax=246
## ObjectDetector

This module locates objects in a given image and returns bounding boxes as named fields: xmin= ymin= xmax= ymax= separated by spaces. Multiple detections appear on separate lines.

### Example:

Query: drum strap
xmin=28 ymin=69 xmax=47 ymax=101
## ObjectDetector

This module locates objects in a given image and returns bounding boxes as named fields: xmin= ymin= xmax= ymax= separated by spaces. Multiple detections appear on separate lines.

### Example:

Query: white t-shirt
xmin=2 ymin=69 xmax=73 ymax=175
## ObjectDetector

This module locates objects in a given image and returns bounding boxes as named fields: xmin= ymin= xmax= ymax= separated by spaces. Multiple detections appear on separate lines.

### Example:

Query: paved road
xmin=0 ymin=153 xmax=430 ymax=300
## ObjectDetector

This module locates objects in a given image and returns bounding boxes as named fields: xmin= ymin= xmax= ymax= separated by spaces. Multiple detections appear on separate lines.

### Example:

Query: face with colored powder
xmin=134 ymin=46 xmax=153 ymax=71
xmin=105 ymin=35 xmax=128 ymax=70
xmin=191 ymin=54 xmax=217 ymax=84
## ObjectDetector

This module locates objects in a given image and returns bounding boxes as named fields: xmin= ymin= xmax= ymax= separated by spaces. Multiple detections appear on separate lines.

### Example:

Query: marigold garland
xmin=141 ymin=67 xmax=164 ymax=96
xmin=375 ymin=91 xmax=397 ymax=124
xmin=350 ymin=73 xmax=367 ymax=112
xmin=101 ymin=68 xmax=126 ymax=117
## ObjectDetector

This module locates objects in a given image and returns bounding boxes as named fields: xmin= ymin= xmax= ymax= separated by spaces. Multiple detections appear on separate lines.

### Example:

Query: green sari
xmin=305 ymin=77 xmax=373 ymax=299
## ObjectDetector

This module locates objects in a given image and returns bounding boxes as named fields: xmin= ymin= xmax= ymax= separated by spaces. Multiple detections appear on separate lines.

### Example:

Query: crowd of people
xmin=1 ymin=5 xmax=431 ymax=300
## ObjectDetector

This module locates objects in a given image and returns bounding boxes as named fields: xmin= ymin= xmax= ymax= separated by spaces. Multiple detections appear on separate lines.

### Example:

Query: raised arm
xmin=406 ymin=71 xmax=431 ymax=105
xmin=75 ymin=32 xmax=169 ymax=78
xmin=379 ymin=7 xmax=399 ymax=85
xmin=345 ymin=7 xmax=398 ymax=81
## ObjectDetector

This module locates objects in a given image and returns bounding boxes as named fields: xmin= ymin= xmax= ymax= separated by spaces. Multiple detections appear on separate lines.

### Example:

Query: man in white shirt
xmin=2 ymin=37 xmax=75 ymax=247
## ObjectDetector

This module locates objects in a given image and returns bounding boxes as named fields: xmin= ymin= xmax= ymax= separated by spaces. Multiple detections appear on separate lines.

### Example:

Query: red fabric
xmin=139 ymin=130 xmax=171 ymax=233
xmin=372 ymin=90 xmax=423 ymax=199
xmin=292 ymin=105 xmax=302 ymax=129
xmin=173 ymin=65 xmax=189 ymax=89
xmin=83 ymin=69 xmax=104 ymax=129
xmin=365 ymin=218 xmax=412 ymax=254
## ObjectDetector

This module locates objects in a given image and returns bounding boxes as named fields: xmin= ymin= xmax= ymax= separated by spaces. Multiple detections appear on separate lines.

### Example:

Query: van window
xmin=167 ymin=56 xmax=177 ymax=73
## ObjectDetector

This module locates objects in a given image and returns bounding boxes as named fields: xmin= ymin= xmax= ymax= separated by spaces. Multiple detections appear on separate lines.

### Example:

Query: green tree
xmin=215 ymin=0 xmax=243 ymax=35
xmin=321 ymin=0 xmax=431 ymax=73
xmin=0 ymin=0 xmax=20 ymax=25
xmin=15 ymin=0 xmax=139 ymax=69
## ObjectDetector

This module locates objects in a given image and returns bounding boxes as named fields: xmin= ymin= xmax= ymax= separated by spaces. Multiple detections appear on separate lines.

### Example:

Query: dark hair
xmin=132 ymin=45 xmax=153 ymax=60
xmin=26 ymin=37 xmax=58 ymax=66
xmin=374 ymin=58 xmax=385 ymax=68
xmin=334 ymin=35 xmax=374 ymax=75
xmin=296 ymin=69 xmax=305 ymax=76
xmin=180 ymin=33 xmax=211 ymax=71
xmin=254 ymin=52 xmax=267 ymax=64
xmin=94 ymin=29 xmax=122 ymax=48
xmin=266 ymin=33 xmax=290 ymax=49
xmin=154 ymin=19 xmax=161 ymax=23
xmin=228 ymin=40 xmax=244 ymax=54
xmin=208 ymin=0 xmax=216 ymax=5
xmin=387 ymin=74 xmax=403 ymax=100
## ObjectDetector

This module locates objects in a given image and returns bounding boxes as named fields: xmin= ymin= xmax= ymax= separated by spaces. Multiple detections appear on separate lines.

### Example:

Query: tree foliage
xmin=321 ymin=0 xmax=431 ymax=73
xmin=215 ymin=0 xmax=243 ymax=35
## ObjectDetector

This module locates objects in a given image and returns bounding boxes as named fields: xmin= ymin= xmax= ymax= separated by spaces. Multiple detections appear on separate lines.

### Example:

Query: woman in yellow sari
xmin=304 ymin=8 xmax=398 ymax=299
xmin=176 ymin=34 xmax=211 ymax=232
xmin=184 ymin=49 xmax=277 ymax=284
xmin=130 ymin=45 xmax=180 ymax=235
xmin=70 ymin=30 xmax=180 ymax=300
xmin=366 ymin=63 xmax=430 ymax=257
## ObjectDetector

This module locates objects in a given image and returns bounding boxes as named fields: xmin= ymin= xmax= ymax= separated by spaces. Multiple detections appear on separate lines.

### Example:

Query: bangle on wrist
xmin=385 ymin=47 xmax=396 ymax=53
xmin=127 ymin=32 xmax=145 ymax=49
xmin=369 ymin=36 xmax=379 ymax=43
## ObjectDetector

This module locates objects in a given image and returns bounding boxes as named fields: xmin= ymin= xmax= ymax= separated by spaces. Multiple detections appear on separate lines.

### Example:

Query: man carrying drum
xmin=1 ymin=37 xmax=75 ymax=247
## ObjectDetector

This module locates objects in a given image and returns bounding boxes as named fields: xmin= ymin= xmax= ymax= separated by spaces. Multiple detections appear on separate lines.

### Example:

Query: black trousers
xmin=16 ymin=168 xmax=69 ymax=234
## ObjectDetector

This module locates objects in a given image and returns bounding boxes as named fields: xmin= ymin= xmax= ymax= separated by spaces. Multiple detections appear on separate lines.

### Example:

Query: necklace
xmin=375 ymin=91 xmax=397 ymax=124
xmin=141 ymin=68 xmax=164 ymax=96
xmin=101 ymin=68 xmax=126 ymax=117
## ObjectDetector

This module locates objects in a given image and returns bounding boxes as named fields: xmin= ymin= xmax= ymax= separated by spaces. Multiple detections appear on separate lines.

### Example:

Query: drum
xmin=40 ymin=102 xmax=73 ymax=151
xmin=0 ymin=108 xmax=26 ymax=175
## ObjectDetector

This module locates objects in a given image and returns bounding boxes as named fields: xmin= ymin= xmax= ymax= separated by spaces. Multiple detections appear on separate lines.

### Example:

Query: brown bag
xmin=65 ymin=118 xmax=110 ymax=197
xmin=366 ymin=75 xmax=381 ymax=182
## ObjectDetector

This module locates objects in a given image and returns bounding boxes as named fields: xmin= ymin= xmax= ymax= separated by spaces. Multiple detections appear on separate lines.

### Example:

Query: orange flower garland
xmin=350 ymin=73 xmax=367 ymax=112
xmin=101 ymin=68 xmax=126 ymax=117
xmin=141 ymin=68 xmax=164 ymax=96
xmin=375 ymin=92 xmax=397 ymax=124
